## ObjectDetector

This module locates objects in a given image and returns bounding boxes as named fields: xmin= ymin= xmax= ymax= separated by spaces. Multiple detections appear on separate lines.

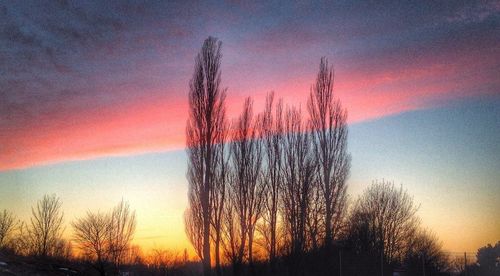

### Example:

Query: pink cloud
xmin=2 ymin=36 xmax=497 ymax=171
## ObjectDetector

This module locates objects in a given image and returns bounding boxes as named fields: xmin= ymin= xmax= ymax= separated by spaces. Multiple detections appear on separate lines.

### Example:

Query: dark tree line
xmin=0 ymin=188 xmax=487 ymax=276
xmin=0 ymin=195 xmax=137 ymax=276
xmin=184 ymin=37 xmax=462 ymax=276
xmin=185 ymin=37 xmax=350 ymax=276
xmin=0 ymin=194 xmax=70 ymax=259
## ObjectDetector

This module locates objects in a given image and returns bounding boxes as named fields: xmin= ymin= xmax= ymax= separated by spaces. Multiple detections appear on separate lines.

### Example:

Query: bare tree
xmin=28 ymin=194 xmax=64 ymax=258
xmin=122 ymin=244 xmax=144 ymax=266
xmin=9 ymin=221 xmax=30 ymax=256
xmin=306 ymin=183 xmax=323 ymax=251
xmin=349 ymin=180 xmax=420 ymax=265
xmin=72 ymin=211 xmax=111 ymax=276
xmin=148 ymin=248 xmax=183 ymax=274
xmin=51 ymin=238 xmax=73 ymax=260
xmin=108 ymin=199 xmax=136 ymax=270
xmin=308 ymin=57 xmax=350 ymax=246
xmin=404 ymin=229 xmax=448 ymax=275
xmin=225 ymin=98 xmax=265 ymax=272
xmin=280 ymin=107 xmax=316 ymax=261
xmin=0 ymin=209 xmax=16 ymax=249
xmin=210 ymin=116 xmax=229 ymax=275
xmin=221 ymin=199 xmax=241 ymax=268
xmin=72 ymin=200 xmax=136 ymax=275
xmin=448 ymin=255 xmax=466 ymax=274
xmin=186 ymin=36 xmax=227 ymax=276
xmin=258 ymin=92 xmax=284 ymax=267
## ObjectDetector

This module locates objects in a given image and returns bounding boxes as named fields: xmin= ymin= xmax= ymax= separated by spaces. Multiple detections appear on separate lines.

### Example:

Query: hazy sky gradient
xmin=1 ymin=97 xmax=498 ymax=253
xmin=1 ymin=0 xmax=499 ymax=254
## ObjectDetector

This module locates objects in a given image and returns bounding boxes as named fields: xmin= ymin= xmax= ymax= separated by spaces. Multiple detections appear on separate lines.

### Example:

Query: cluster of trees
xmin=71 ymin=199 xmax=136 ymax=275
xmin=0 ymin=195 xmax=136 ymax=275
xmin=0 ymin=191 xmax=494 ymax=276
xmin=462 ymin=242 xmax=500 ymax=276
xmin=184 ymin=37 xmax=487 ymax=276
xmin=344 ymin=181 xmax=449 ymax=275
xmin=184 ymin=37 xmax=350 ymax=276
xmin=0 ymin=194 xmax=70 ymax=259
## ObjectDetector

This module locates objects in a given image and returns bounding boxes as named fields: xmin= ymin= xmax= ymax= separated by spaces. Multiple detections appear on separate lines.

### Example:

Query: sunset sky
xmin=1 ymin=1 xmax=499 ymax=255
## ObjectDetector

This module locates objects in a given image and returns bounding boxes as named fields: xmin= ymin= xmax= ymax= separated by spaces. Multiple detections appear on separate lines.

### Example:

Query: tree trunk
xmin=325 ymin=191 xmax=332 ymax=246
xmin=215 ymin=233 xmax=221 ymax=276
xmin=248 ymin=227 xmax=255 ymax=275
xmin=202 ymin=178 xmax=211 ymax=276
xmin=270 ymin=212 xmax=277 ymax=272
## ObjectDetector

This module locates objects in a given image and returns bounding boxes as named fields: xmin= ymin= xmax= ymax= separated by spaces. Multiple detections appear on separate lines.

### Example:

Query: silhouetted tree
xmin=348 ymin=181 xmax=420 ymax=268
xmin=72 ymin=200 xmax=136 ymax=275
xmin=308 ymin=57 xmax=350 ymax=246
xmin=108 ymin=199 xmax=136 ymax=270
xmin=448 ymin=255 xmax=466 ymax=274
xmin=222 ymin=192 xmax=242 ymax=270
xmin=225 ymin=98 xmax=265 ymax=273
xmin=123 ymin=244 xmax=144 ymax=266
xmin=52 ymin=238 xmax=73 ymax=260
xmin=186 ymin=36 xmax=227 ymax=276
xmin=148 ymin=248 xmax=183 ymax=274
xmin=28 ymin=194 xmax=64 ymax=258
xmin=211 ymin=115 xmax=229 ymax=276
xmin=0 ymin=209 xmax=16 ymax=249
xmin=281 ymin=106 xmax=316 ymax=273
xmin=476 ymin=241 xmax=500 ymax=276
xmin=72 ymin=211 xmax=111 ymax=276
xmin=404 ymin=229 xmax=448 ymax=275
xmin=258 ymin=92 xmax=284 ymax=269
xmin=8 ymin=221 xmax=30 ymax=256
xmin=345 ymin=209 xmax=380 ymax=274
xmin=306 ymin=182 xmax=323 ymax=251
